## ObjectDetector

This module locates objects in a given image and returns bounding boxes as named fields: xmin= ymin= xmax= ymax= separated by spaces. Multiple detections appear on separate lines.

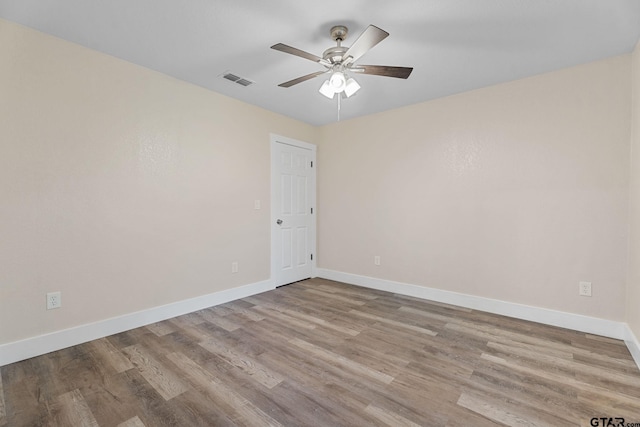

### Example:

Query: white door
xmin=271 ymin=135 xmax=316 ymax=287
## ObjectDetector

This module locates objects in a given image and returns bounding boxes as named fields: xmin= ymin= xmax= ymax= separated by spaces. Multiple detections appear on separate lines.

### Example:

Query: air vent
xmin=236 ymin=78 xmax=253 ymax=87
xmin=221 ymin=71 xmax=254 ymax=87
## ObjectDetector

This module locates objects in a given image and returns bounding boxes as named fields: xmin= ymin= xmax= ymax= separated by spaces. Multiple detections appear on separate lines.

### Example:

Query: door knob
xmin=276 ymin=219 xmax=283 ymax=225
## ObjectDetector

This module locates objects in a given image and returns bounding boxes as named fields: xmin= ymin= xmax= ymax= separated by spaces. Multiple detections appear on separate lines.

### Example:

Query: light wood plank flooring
xmin=2 ymin=278 xmax=639 ymax=426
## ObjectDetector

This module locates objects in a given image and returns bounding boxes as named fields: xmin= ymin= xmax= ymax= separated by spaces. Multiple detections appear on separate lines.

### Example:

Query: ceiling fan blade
xmin=271 ymin=43 xmax=327 ymax=65
xmin=343 ymin=25 xmax=389 ymax=63
xmin=354 ymin=65 xmax=413 ymax=79
xmin=278 ymin=70 xmax=328 ymax=88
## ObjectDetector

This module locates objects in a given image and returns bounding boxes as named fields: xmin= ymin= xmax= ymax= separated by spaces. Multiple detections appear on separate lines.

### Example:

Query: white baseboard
xmin=624 ymin=324 xmax=640 ymax=369
xmin=4 ymin=272 xmax=638 ymax=371
xmin=316 ymin=268 xmax=629 ymax=340
xmin=0 ymin=279 xmax=274 ymax=367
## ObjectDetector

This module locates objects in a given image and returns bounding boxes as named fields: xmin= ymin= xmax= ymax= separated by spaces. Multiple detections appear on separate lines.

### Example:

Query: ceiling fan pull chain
xmin=337 ymin=93 xmax=341 ymax=121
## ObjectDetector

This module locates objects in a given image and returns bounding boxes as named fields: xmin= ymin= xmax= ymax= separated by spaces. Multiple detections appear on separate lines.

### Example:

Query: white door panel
xmin=271 ymin=135 xmax=316 ymax=287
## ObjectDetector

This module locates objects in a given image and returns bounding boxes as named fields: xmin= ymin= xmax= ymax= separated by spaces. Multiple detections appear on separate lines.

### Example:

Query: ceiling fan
xmin=271 ymin=24 xmax=413 ymax=99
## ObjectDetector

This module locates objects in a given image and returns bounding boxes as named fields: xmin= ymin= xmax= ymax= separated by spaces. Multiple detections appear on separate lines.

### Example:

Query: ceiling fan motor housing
xmin=325 ymin=26 xmax=349 ymax=64
xmin=323 ymin=46 xmax=347 ymax=64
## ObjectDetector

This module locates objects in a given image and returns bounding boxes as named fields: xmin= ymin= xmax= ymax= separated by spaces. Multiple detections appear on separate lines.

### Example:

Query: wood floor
xmin=1 ymin=278 xmax=640 ymax=426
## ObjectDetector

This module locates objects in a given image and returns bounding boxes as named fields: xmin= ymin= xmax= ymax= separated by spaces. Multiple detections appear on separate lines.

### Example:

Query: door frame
xmin=270 ymin=133 xmax=317 ymax=286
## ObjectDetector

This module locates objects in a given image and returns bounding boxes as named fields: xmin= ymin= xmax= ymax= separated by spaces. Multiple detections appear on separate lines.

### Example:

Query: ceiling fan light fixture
xmin=344 ymin=77 xmax=361 ymax=97
xmin=319 ymin=80 xmax=335 ymax=99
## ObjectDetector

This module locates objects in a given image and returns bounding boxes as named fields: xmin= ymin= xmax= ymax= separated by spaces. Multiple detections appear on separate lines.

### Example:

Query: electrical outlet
xmin=254 ymin=200 xmax=261 ymax=210
xmin=232 ymin=261 xmax=239 ymax=273
xmin=374 ymin=256 xmax=381 ymax=266
xmin=579 ymin=281 xmax=592 ymax=297
xmin=47 ymin=291 xmax=62 ymax=309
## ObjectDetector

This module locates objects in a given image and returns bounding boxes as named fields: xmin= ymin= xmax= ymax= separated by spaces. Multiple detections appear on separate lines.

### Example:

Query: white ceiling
xmin=2 ymin=1 xmax=640 ymax=126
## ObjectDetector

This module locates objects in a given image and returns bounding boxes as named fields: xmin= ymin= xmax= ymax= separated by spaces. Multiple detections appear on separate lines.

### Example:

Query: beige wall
xmin=628 ymin=42 xmax=640 ymax=340
xmin=318 ymin=55 xmax=631 ymax=321
xmin=0 ymin=19 xmax=317 ymax=344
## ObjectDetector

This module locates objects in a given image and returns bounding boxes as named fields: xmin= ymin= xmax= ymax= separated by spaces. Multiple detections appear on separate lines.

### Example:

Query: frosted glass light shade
xmin=319 ymin=80 xmax=335 ymax=99
xmin=344 ymin=78 xmax=361 ymax=97
xmin=329 ymin=72 xmax=346 ymax=91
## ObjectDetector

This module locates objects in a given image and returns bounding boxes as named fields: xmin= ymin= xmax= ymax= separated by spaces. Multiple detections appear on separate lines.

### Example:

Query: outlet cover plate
xmin=579 ymin=281 xmax=592 ymax=297
xmin=47 ymin=291 xmax=62 ymax=309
